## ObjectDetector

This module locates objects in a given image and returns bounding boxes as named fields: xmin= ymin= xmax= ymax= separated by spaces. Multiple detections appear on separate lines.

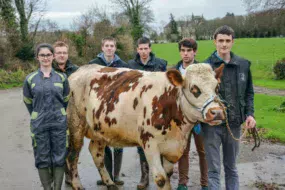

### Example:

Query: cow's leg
xmin=65 ymin=105 xmax=87 ymax=190
xmin=162 ymin=157 xmax=174 ymax=179
xmin=88 ymin=139 xmax=118 ymax=190
xmin=144 ymin=143 xmax=171 ymax=190
xmin=66 ymin=130 xmax=85 ymax=190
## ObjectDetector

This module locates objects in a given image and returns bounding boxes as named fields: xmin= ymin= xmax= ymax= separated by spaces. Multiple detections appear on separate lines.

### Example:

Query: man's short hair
xmin=101 ymin=37 xmax=117 ymax=46
xmin=178 ymin=38 xmax=198 ymax=52
xmin=137 ymin=37 xmax=151 ymax=47
xmin=214 ymin=25 xmax=235 ymax=39
xmin=53 ymin=41 xmax=69 ymax=50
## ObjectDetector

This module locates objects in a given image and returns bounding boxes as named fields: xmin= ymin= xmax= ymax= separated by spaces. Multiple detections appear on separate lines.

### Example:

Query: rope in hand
xmin=216 ymin=98 xmax=260 ymax=151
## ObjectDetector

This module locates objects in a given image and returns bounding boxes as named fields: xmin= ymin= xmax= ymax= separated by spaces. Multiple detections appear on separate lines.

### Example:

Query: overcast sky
xmin=44 ymin=0 xmax=247 ymax=30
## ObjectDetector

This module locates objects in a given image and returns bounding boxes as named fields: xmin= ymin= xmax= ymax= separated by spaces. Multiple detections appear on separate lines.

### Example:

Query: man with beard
xmin=52 ymin=41 xmax=78 ymax=78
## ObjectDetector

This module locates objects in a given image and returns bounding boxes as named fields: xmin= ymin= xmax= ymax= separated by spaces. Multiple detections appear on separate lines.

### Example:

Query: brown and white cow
xmin=66 ymin=63 xmax=225 ymax=190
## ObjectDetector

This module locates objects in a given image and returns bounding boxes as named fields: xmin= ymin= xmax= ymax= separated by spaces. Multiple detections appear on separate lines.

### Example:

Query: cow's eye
xmin=215 ymin=85 xmax=219 ymax=94
xmin=190 ymin=85 xmax=201 ymax=98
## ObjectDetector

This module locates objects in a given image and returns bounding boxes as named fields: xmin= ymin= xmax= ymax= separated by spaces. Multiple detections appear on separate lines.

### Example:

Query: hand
xmin=245 ymin=116 xmax=256 ymax=129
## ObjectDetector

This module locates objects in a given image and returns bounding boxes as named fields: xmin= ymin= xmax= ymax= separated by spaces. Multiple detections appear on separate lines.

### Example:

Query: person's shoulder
xmin=54 ymin=70 xmax=68 ymax=82
xmin=127 ymin=59 xmax=137 ymax=68
xmin=232 ymin=53 xmax=251 ymax=66
xmin=89 ymin=57 xmax=102 ymax=64
xmin=25 ymin=70 xmax=39 ymax=83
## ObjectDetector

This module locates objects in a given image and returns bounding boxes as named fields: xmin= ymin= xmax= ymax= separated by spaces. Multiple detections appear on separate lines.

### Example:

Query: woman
xmin=23 ymin=43 xmax=70 ymax=190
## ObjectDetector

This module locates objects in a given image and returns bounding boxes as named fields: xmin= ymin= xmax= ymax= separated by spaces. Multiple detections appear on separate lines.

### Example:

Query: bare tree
xmin=110 ymin=0 xmax=154 ymax=42
xmin=243 ymin=0 xmax=285 ymax=12
xmin=14 ymin=0 xmax=46 ymax=44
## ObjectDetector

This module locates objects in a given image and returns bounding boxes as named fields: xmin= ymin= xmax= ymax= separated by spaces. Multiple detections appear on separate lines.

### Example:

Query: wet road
xmin=1 ymin=88 xmax=285 ymax=190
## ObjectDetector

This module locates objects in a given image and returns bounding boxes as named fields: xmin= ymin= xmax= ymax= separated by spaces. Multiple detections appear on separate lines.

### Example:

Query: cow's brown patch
xmin=151 ymin=87 xmax=185 ymax=131
xmin=144 ymin=107 xmax=146 ymax=118
xmin=94 ymin=123 xmax=101 ymax=131
xmin=90 ymin=70 xmax=143 ymax=119
xmin=133 ymin=98 xmax=138 ymax=110
xmin=98 ymin=67 xmax=118 ymax=73
xmin=147 ymin=119 xmax=150 ymax=125
xmin=104 ymin=116 xmax=117 ymax=127
xmin=140 ymin=84 xmax=153 ymax=98
xmin=140 ymin=129 xmax=154 ymax=149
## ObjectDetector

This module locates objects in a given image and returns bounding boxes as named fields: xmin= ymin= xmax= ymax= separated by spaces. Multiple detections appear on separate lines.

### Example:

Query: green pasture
xmin=254 ymin=94 xmax=285 ymax=143
xmin=152 ymin=38 xmax=285 ymax=89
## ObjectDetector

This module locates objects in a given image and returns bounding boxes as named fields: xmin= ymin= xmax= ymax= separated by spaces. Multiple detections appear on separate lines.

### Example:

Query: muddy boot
xmin=53 ymin=167 xmax=65 ymax=190
xmin=137 ymin=148 xmax=149 ymax=190
xmin=114 ymin=148 xmax=124 ymax=185
xmin=38 ymin=168 xmax=53 ymax=190
xmin=97 ymin=147 xmax=113 ymax=186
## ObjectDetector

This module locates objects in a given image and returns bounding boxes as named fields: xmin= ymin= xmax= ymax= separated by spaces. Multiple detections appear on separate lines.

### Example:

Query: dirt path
xmin=254 ymin=86 xmax=285 ymax=96
xmin=0 ymin=88 xmax=284 ymax=190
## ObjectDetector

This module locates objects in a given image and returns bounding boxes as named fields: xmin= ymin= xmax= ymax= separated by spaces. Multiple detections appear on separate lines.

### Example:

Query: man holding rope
xmin=202 ymin=25 xmax=256 ymax=190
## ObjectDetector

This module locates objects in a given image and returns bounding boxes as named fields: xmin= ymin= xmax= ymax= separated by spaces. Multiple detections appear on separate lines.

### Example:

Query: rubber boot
xmin=137 ymin=150 xmax=149 ymax=190
xmin=113 ymin=148 xmax=124 ymax=185
xmin=97 ymin=146 xmax=113 ymax=186
xmin=38 ymin=168 xmax=53 ymax=190
xmin=53 ymin=167 xmax=65 ymax=190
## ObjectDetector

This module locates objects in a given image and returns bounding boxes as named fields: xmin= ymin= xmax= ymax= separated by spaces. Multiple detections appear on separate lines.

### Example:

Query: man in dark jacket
xmin=89 ymin=37 xmax=127 ymax=186
xmin=202 ymin=25 xmax=256 ymax=190
xmin=174 ymin=38 xmax=208 ymax=190
xmin=52 ymin=41 xmax=79 ymax=78
xmin=128 ymin=37 xmax=167 ymax=72
xmin=128 ymin=37 xmax=167 ymax=189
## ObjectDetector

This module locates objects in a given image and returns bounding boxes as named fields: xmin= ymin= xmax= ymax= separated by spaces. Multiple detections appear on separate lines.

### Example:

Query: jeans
xmin=202 ymin=124 xmax=241 ymax=190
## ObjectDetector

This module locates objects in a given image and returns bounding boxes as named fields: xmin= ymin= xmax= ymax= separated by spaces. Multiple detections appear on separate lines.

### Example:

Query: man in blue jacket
xmin=203 ymin=25 xmax=256 ymax=190
xmin=89 ymin=37 xmax=128 ymax=186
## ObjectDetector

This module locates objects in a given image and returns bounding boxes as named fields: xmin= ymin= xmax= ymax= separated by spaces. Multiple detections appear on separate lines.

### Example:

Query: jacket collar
xmin=211 ymin=51 xmax=238 ymax=66
xmin=135 ymin=52 xmax=156 ymax=66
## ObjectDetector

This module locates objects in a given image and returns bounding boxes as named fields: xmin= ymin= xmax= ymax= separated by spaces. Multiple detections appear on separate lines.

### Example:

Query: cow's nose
xmin=210 ymin=109 xmax=225 ymax=120
xmin=206 ymin=108 xmax=225 ymax=121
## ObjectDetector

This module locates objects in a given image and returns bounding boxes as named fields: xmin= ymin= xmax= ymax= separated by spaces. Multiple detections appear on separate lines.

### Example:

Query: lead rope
xmin=216 ymin=98 xmax=260 ymax=151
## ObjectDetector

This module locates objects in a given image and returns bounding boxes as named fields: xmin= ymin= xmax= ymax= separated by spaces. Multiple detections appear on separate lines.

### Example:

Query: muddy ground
xmin=0 ymin=88 xmax=285 ymax=190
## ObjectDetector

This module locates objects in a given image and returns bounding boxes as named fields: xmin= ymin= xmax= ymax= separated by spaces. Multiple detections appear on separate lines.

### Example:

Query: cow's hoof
xmin=155 ymin=175 xmax=166 ymax=188
xmin=107 ymin=185 xmax=119 ymax=190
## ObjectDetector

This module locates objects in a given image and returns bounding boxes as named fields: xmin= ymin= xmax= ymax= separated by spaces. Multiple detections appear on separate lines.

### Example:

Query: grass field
xmin=152 ymin=38 xmax=285 ymax=89
xmin=254 ymin=94 xmax=285 ymax=143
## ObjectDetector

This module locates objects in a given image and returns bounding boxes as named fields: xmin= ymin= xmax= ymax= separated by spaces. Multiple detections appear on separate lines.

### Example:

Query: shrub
xmin=273 ymin=58 xmax=285 ymax=80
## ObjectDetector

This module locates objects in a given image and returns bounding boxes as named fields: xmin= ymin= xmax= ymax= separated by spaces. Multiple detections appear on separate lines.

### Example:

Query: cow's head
xmin=166 ymin=63 xmax=225 ymax=125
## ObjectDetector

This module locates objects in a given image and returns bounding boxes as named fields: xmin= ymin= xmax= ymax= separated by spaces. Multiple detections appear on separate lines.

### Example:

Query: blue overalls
xmin=23 ymin=69 xmax=70 ymax=168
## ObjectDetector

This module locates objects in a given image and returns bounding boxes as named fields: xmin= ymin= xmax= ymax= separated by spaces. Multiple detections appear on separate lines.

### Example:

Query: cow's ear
xmin=214 ymin=64 xmax=224 ymax=83
xmin=166 ymin=69 xmax=184 ymax=87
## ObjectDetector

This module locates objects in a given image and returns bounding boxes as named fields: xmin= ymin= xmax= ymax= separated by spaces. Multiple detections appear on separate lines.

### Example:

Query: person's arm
xmin=245 ymin=62 xmax=256 ymax=128
xmin=245 ymin=63 xmax=254 ymax=117
xmin=23 ymin=78 xmax=33 ymax=115
xmin=62 ymin=75 xmax=70 ymax=109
